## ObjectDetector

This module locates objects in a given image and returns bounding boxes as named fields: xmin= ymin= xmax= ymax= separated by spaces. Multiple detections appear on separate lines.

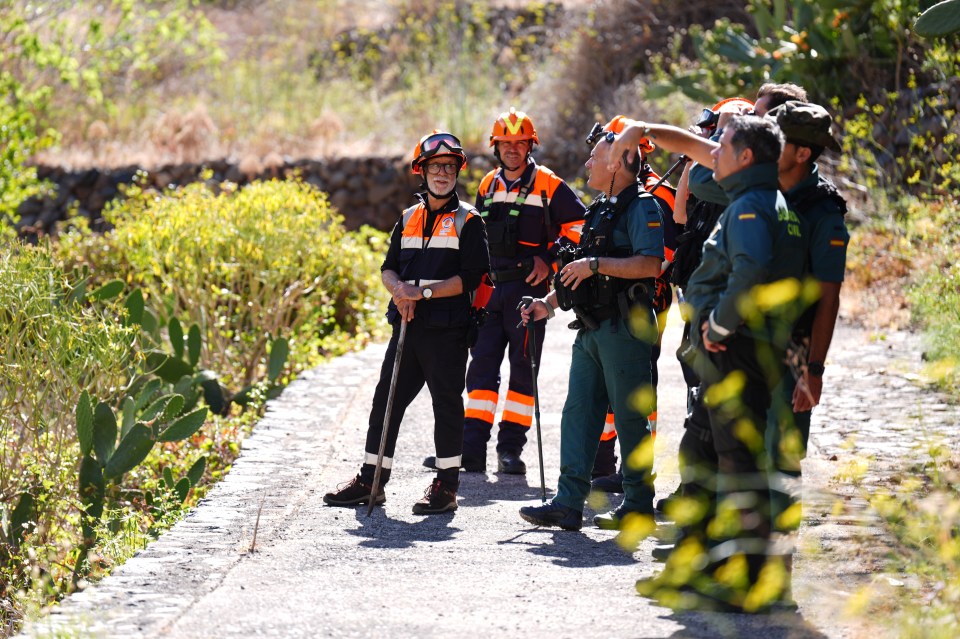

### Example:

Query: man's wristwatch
xmin=589 ymin=257 xmax=600 ymax=274
xmin=807 ymin=361 xmax=825 ymax=377
xmin=422 ymin=286 xmax=433 ymax=300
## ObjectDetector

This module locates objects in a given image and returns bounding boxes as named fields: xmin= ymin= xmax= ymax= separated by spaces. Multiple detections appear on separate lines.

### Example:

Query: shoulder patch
xmin=829 ymin=239 xmax=846 ymax=247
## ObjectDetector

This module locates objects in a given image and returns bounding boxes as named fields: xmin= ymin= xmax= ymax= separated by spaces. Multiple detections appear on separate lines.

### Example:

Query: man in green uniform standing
xmin=764 ymin=101 xmax=849 ymax=602
xmin=516 ymin=128 xmax=665 ymax=531
xmin=609 ymin=115 xmax=806 ymax=612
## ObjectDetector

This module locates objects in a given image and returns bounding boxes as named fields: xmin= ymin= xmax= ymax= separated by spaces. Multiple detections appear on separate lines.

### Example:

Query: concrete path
xmin=20 ymin=312 xmax=960 ymax=639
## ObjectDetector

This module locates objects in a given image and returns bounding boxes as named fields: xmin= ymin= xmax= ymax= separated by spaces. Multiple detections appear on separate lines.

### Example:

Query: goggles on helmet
xmin=421 ymin=133 xmax=463 ymax=157
xmin=412 ymin=131 xmax=467 ymax=174
xmin=696 ymin=108 xmax=720 ymax=129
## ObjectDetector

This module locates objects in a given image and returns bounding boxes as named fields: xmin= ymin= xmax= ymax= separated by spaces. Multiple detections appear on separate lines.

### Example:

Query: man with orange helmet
xmin=424 ymin=108 xmax=585 ymax=474
xmin=583 ymin=116 xmax=685 ymax=494
xmin=517 ymin=125 xmax=666 ymax=531
xmin=324 ymin=130 xmax=490 ymax=515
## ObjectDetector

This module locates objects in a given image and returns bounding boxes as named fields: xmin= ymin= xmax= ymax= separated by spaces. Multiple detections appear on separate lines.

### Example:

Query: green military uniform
xmin=552 ymin=183 xmax=665 ymax=513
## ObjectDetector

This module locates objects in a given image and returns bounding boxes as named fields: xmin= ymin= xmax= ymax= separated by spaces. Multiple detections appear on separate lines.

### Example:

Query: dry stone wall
xmin=19 ymin=154 xmax=499 ymax=236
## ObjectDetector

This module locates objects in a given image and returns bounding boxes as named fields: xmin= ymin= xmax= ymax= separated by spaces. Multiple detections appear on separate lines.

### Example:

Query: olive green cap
xmin=766 ymin=100 xmax=841 ymax=152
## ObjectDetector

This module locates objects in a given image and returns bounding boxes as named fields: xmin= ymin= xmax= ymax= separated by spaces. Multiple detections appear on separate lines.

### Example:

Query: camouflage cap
xmin=766 ymin=100 xmax=841 ymax=152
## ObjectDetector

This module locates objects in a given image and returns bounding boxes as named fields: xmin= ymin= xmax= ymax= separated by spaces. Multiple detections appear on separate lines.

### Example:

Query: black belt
xmin=490 ymin=258 xmax=534 ymax=284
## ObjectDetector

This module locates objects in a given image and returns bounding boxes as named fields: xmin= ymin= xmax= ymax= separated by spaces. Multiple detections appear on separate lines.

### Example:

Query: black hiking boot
xmin=497 ymin=451 xmax=526 ymax=475
xmin=322 ymin=475 xmax=385 ymax=507
xmin=519 ymin=500 xmax=582 ymax=531
xmin=412 ymin=479 xmax=458 ymax=515
xmin=590 ymin=471 xmax=623 ymax=493
xmin=593 ymin=504 xmax=655 ymax=531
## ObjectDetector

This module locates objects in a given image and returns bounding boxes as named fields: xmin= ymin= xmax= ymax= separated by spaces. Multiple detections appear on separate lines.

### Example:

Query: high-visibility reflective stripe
xmin=503 ymin=393 xmax=534 ymax=426
xmin=502 ymin=410 xmax=532 ymax=427
xmin=708 ymin=538 xmax=770 ymax=563
xmin=465 ymin=408 xmax=495 ymax=423
xmin=469 ymin=389 xmax=499 ymax=403
xmin=434 ymin=455 xmax=461 ymax=470
xmin=364 ymin=452 xmax=393 ymax=469
xmin=486 ymin=190 xmax=546 ymax=209
xmin=505 ymin=390 xmax=534 ymax=406
xmin=401 ymin=235 xmax=460 ymax=250
xmin=708 ymin=310 xmax=733 ymax=337
xmin=518 ymin=240 xmax=539 ymax=246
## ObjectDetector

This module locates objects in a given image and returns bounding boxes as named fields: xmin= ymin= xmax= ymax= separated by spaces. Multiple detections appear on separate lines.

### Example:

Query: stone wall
xmin=18 ymin=154 xmax=498 ymax=236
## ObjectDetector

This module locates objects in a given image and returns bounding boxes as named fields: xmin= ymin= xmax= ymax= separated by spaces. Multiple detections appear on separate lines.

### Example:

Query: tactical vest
xmin=394 ymin=201 xmax=478 ymax=326
xmin=554 ymin=184 xmax=655 ymax=313
xmin=477 ymin=167 xmax=553 ymax=258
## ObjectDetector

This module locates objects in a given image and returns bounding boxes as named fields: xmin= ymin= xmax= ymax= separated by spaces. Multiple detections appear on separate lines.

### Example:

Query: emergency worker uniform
xmin=361 ymin=192 xmax=489 ymax=491
xmin=462 ymin=160 xmax=585 ymax=466
xmin=683 ymin=161 xmax=805 ymax=600
xmin=548 ymin=183 xmax=665 ymax=516
xmin=766 ymin=165 xmax=848 ymax=540
xmin=594 ymin=167 xmax=678 ymax=478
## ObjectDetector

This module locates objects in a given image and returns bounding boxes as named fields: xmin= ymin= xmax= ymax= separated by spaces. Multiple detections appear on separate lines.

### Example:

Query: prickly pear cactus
xmin=915 ymin=0 xmax=960 ymax=37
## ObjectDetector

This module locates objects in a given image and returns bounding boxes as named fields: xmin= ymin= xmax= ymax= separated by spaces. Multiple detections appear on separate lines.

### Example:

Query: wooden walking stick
xmin=367 ymin=318 xmax=408 ymax=516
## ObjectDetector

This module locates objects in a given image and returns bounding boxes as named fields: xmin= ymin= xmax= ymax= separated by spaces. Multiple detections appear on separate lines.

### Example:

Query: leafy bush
xmin=0 ymin=244 xmax=137 ymax=624
xmin=57 ymin=177 xmax=388 ymax=390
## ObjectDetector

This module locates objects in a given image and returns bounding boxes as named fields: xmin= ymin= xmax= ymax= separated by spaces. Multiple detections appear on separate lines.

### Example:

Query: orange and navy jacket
xmin=475 ymin=160 xmax=585 ymax=273
xmin=381 ymin=192 xmax=490 ymax=327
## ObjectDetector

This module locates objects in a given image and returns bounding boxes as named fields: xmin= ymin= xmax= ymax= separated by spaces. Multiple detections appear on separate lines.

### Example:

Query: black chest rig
xmin=479 ymin=170 xmax=541 ymax=259
xmin=554 ymin=185 xmax=652 ymax=324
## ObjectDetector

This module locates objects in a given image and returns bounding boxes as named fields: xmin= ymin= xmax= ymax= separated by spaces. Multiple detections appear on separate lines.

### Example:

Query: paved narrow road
xmin=20 ymin=313 xmax=960 ymax=639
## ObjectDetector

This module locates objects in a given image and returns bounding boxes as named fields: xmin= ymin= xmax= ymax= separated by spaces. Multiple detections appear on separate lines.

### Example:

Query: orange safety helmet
xmin=697 ymin=97 xmax=755 ymax=128
xmin=489 ymin=107 xmax=540 ymax=147
xmin=603 ymin=115 xmax=655 ymax=154
xmin=411 ymin=130 xmax=468 ymax=175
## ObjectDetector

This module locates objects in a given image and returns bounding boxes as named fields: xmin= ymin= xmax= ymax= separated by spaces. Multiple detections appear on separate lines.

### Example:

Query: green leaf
xmin=121 ymin=396 xmax=136 ymax=439
xmin=141 ymin=306 xmax=159 ymax=336
xmin=146 ymin=352 xmax=195 ymax=383
xmin=104 ymin=424 xmax=155 ymax=479
xmin=135 ymin=378 xmax=162 ymax=410
xmin=9 ymin=492 xmax=36 ymax=548
xmin=168 ymin=317 xmax=184 ymax=359
xmin=915 ymin=0 xmax=960 ymax=37
xmin=141 ymin=394 xmax=178 ymax=423
xmin=124 ymin=288 xmax=144 ymax=326
xmin=163 ymin=466 xmax=175 ymax=488
xmin=268 ymin=337 xmax=289 ymax=382
xmin=89 ymin=279 xmax=124 ymax=301
xmin=92 ymin=401 xmax=118 ymax=465
xmin=187 ymin=324 xmax=202 ymax=367
xmin=159 ymin=393 xmax=186 ymax=423
xmin=158 ymin=407 xmax=208 ymax=442
xmin=186 ymin=456 xmax=206 ymax=486
xmin=174 ymin=477 xmax=191 ymax=503
xmin=78 ymin=455 xmax=105 ymax=520
xmin=66 ymin=276 xmax=89 ymax=306
xmin=76 ymin=390 xmax=94 ymax=456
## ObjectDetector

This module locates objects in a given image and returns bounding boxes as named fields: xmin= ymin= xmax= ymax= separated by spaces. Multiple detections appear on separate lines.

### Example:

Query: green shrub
xmin=59 ymin=178 xmax=387 ymax=390
xmin=0 ymin=243 xmax=137 ymax=620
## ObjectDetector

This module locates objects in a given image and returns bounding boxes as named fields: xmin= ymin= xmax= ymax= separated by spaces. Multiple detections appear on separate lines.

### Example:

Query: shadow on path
xmin=498 ymin=529 xmax=638 ymax=568
xmin=656 ymin=609 xmax=833 ymax=639
xmin=347 ymin=509 xmax=461 ymax=549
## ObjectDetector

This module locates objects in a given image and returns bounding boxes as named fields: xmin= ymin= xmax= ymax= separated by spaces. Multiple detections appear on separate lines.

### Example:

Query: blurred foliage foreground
xmin=0 ymin=179 xmax=388 ymax=634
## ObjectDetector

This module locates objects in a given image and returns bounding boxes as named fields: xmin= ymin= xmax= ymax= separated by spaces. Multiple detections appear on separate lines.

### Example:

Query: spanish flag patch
xmin=738 ymin=213 xmax=756 ymax=220
xmin=829 ymin=239 xmax=845 ymax=247
xmin=648 ymin=221 xmax=662 ymax=228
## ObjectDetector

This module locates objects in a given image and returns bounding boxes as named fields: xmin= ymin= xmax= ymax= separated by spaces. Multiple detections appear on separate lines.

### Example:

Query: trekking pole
xmin=649 ymin=155 xmax=689 ymax=193
xmin=367 ymin=318 xmax=408 ymax=516
xmin=519 ymin=296 xmax=547 ymax=503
